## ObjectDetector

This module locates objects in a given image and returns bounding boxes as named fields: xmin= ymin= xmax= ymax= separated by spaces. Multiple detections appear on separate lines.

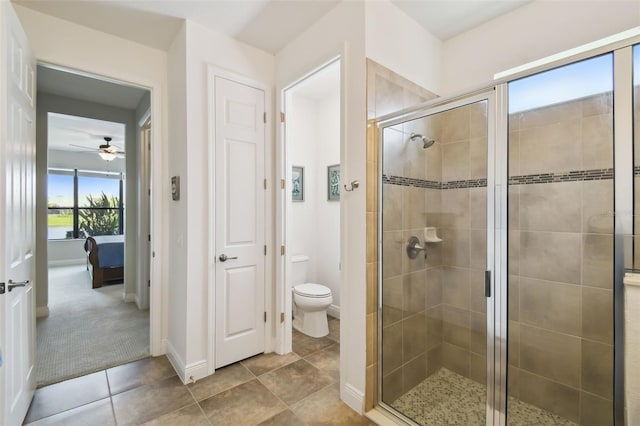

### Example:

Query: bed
xmin=84 ymin=235 xmax=124 ymax=288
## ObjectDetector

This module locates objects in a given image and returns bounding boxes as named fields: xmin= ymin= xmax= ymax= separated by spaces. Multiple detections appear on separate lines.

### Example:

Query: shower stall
xmin=376 ymin=38 xmax=640 ymax=425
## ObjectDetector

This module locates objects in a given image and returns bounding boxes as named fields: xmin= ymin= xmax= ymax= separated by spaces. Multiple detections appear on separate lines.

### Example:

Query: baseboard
xmin=48 ymin=259 xmax=85 ymax=268
xmin=165 ymin=340 xmax=209 ymax=384
xmin=327 ymin=304 xmax=340 ymax=319
xmin=184 ymin=359 xmax=209 ymax=383
xmin=36 ymin=306 xmax=49 ymax=318
xmin=165 ymin=340 xmax=187 ymax=383
xmin=342 ymin=382 xmax=364 ymax=414
xmin=124 ymin=293 xmax=136 ymax=303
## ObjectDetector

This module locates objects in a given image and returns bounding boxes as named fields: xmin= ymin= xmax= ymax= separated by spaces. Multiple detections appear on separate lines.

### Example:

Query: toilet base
xmin=293 ymin=310 xmax=329 ymax=338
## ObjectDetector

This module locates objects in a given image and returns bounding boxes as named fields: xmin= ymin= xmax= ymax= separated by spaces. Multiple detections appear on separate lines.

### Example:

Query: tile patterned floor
xmin=391 ymin=368 xmax=577 ymax=426
xmin=24 ymin=318 xmax=372 ymax=426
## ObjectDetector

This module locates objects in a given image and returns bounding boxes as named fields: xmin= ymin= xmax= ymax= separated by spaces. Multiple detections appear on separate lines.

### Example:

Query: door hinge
xmin=280 ymin=112 xmax=285 ymax=123
xmin=485 ymin=270 xmax=491 ymax=298
xmin=0 ymin=282 xmax=4 ymax=294
xmin=264 ymin=179 xmax=267 ymax=190
xmin=148 ymin=189 xmax=151 ymax=196
xmin=148 ymin=234 xmax=151 ymax=242
xmin=280 ymin=312 xmax=285 ymax=323
xmin=264 ymin=245 xmax=267 ymax=256
xmin=280 ymin=179 xmax=285 ymax=189
xmin=148 ymin=280 xmax=150 ymax=288
xmin=280 ymin=245 xmax=285 ymax=256
xmin=264 ymin=312 xmax=267 ymax=323
xmin=263 ymin=112 xmax=267 ymax=123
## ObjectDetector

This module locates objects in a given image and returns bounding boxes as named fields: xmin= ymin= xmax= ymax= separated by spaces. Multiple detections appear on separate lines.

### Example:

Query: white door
xmin=214 ymin=76 xmax=266 ymax=368
xmin=0 ymin=3 xmax=37 ymax=425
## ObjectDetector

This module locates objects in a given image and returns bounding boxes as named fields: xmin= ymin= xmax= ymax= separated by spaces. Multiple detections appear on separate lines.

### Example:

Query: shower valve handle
xmin=406 ymin=236 xmax=426 ymax=260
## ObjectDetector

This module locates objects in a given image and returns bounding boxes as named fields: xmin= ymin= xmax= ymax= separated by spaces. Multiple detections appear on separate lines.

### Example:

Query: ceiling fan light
xmin=99 ymin=152 xmax=116 ymax=161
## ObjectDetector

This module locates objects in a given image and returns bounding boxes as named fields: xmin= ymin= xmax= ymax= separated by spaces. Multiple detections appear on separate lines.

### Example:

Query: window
xmin=47 ymin=169 xmax=124 ymax=240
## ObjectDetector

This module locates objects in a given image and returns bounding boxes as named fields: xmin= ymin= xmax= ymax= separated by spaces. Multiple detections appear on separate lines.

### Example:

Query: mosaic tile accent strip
xmin=509 ymin=168 xmax=613 ymax=185
xmin=383 ymin=168 xmax=614 ymax=191
xmin=389 ymin=368 xmax=577 ymax=426
xmin=441 ymin=179 xmax=487 ymax=189
xmin=382 ymin=175 xmax=440 ymax=189
xmin=382 ymin=174 xmax=485 ymax=190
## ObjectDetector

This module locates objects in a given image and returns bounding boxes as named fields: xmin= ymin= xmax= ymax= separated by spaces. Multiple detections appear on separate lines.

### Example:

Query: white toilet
xmin=292 ymin=255 xmax=333 ymax=338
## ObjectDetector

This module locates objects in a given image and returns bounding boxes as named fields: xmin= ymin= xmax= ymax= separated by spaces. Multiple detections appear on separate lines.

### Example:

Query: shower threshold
xmin=390 ymin=368 xmax=577 ymax=426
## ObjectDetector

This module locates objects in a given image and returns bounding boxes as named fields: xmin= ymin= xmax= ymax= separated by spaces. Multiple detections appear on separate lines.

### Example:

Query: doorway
xmin=282 ymin=58 xmax=341 ymax=351
xmin=36 ymin=65 xmax=152 ymax=385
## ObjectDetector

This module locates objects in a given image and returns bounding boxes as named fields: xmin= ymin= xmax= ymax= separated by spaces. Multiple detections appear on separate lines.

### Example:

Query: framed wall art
xmin=292 ymin=166 xmax=304 ymax=202
xmin=327 ymin=164 xmax=340 ymax=201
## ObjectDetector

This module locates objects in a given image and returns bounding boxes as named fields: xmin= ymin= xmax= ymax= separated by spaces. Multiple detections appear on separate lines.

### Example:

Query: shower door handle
xmin=484 ymin=270 xmax=491 ymax=298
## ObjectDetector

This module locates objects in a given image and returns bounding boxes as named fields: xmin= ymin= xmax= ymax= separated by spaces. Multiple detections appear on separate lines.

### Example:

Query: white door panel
xmin=1 ymin=3 xmax=36 ymax=425
xmin=214 ymin=76 xmax=265 ymax=369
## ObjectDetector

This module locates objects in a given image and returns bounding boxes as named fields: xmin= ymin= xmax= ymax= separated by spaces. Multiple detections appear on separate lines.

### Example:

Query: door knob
xmin=218 ymin=254 xmax=238 ymax=262
xmin=8 ymin=279 xmax=29 ymax=292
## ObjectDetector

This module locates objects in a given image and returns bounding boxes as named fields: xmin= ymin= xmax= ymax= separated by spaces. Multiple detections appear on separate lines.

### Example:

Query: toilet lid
xmin=294 ymin=283 xmax=331 ymax=298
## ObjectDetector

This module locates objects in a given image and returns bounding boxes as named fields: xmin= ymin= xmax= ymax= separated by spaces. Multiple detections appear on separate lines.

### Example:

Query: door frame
xmin=206 ymin=65 xmax=273 ymax=374
xmin=275 ymin=52 xmax=343 ymax=356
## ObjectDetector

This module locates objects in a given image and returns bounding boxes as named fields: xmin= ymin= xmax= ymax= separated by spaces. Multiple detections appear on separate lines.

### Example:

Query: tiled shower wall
xmin=365 ymin=59 xmax=437 ymax=408
xmin=433 ymin=103 xmax=488 ymax=384
xmin=380 ymin=101 xmax=490 ymax=405
xmin=508 ymin=93 xmax=614 ymax=425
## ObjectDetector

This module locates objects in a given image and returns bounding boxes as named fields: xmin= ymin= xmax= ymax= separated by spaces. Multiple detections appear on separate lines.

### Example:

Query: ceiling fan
xmin=70 ymin=137 xmax=125 ymax=161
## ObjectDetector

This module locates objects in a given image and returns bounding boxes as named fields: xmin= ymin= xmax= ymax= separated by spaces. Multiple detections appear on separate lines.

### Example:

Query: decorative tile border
xmin=508 ymin=168 xmax=613 ymax=185
xmin=382 ymin=175 xmax=440 ymax=189
xmin=383 ymin=168 xmax=614 ymax=191
xmin=383 ymin=174 xmax=486 ymax=190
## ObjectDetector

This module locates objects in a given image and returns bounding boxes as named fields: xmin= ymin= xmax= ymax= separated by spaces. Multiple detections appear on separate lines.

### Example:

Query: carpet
xmin=35 ymin=265 xmax=150 ymax=386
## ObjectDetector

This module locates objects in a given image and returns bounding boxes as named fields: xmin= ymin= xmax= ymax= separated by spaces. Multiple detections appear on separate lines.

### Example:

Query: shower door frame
xmin=376 ymin=89 xmax=500 ymax=425
xmin=375 ymin=30 xmax=640 ymax=426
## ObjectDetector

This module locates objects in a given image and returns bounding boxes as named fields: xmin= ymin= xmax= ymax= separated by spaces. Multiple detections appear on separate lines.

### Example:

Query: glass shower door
xmin=379 ymin=95 xmax=493 ymax=425
xmin=506 ymin=54 xmax=615 ymax=425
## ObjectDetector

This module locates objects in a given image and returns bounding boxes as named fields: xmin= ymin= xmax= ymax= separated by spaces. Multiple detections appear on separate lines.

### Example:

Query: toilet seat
xmin=294 ymin=283 xmax=331 ymax=298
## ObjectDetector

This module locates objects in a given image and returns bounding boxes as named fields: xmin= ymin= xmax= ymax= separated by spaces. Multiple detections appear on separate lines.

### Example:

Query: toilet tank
xmin=291 ymin=255 xmax=309 ymax=285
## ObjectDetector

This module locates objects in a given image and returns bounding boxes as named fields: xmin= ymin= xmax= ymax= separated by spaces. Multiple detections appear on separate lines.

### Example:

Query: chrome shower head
xmin=410 ymin=133 xmax=436 ymax=149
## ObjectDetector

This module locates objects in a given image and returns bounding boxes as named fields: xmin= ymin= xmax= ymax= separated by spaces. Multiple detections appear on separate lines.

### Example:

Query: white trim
xmin=206 ymin=65 xmax=273 ymax=374
xmin=494 ymin=26 xmax=640 ymax=81
xmin=36 ymin=306 xmax=49 ymax=318
xmin=165 ymin=341 xmax=208 ymax=384
xmin=184 ymin=359 xmax=208 ymax=384
xmin=137 ymin=107 xmax=151 ymax=127
xmin=327 ymin=304 xmax=340 ymax=319
xmin=165 ymin=339 xmax=186 ymax=383
xmin=342 ymin=382 xmax=364 ymax=414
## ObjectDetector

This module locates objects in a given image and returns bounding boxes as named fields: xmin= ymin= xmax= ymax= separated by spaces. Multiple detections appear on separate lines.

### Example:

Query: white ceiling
xmin=48 ymin=113 xmax=125 ymax=154
xmin=13 ymin=0 xmax=532 ymax=53
xmin=38 ymin=65 xmax=148 ymax=110
xmin=291 ymin=60 xmax=340 ymax=101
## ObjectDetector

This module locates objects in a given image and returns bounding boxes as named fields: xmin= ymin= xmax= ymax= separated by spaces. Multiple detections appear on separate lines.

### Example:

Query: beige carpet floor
xmin=35 ymin=265 xmax=149 ymax=387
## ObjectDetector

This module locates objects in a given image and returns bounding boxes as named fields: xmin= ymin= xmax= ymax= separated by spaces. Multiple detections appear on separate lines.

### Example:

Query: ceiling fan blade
xmin=69 ymin=144 xmax=99 ymax=151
